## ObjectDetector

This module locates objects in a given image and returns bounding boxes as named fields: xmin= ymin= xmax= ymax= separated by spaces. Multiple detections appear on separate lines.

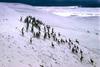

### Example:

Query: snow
xmin=0 ymin=2 xmax=100 ymax=67
xmin=34 ymin=7 xmax=100 ymax=17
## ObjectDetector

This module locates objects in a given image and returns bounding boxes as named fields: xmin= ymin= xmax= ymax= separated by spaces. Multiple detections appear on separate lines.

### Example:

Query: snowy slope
xmin=0 ymin=3 xmax=100 ymax=67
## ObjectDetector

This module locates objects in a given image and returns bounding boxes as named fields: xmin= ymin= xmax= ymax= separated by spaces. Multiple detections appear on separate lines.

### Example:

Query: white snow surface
xmin=0 ymin=3 xmax=100 ymax=67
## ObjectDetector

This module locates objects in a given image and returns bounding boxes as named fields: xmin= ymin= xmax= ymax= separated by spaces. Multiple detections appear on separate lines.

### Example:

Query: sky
xmin=0 ymin=0 xmax=100 ymax=7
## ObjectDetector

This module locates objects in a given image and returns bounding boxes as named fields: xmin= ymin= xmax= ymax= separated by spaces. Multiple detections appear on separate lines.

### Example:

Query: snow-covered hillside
xmin=0 ymin=3 xmax=100 ymax=67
